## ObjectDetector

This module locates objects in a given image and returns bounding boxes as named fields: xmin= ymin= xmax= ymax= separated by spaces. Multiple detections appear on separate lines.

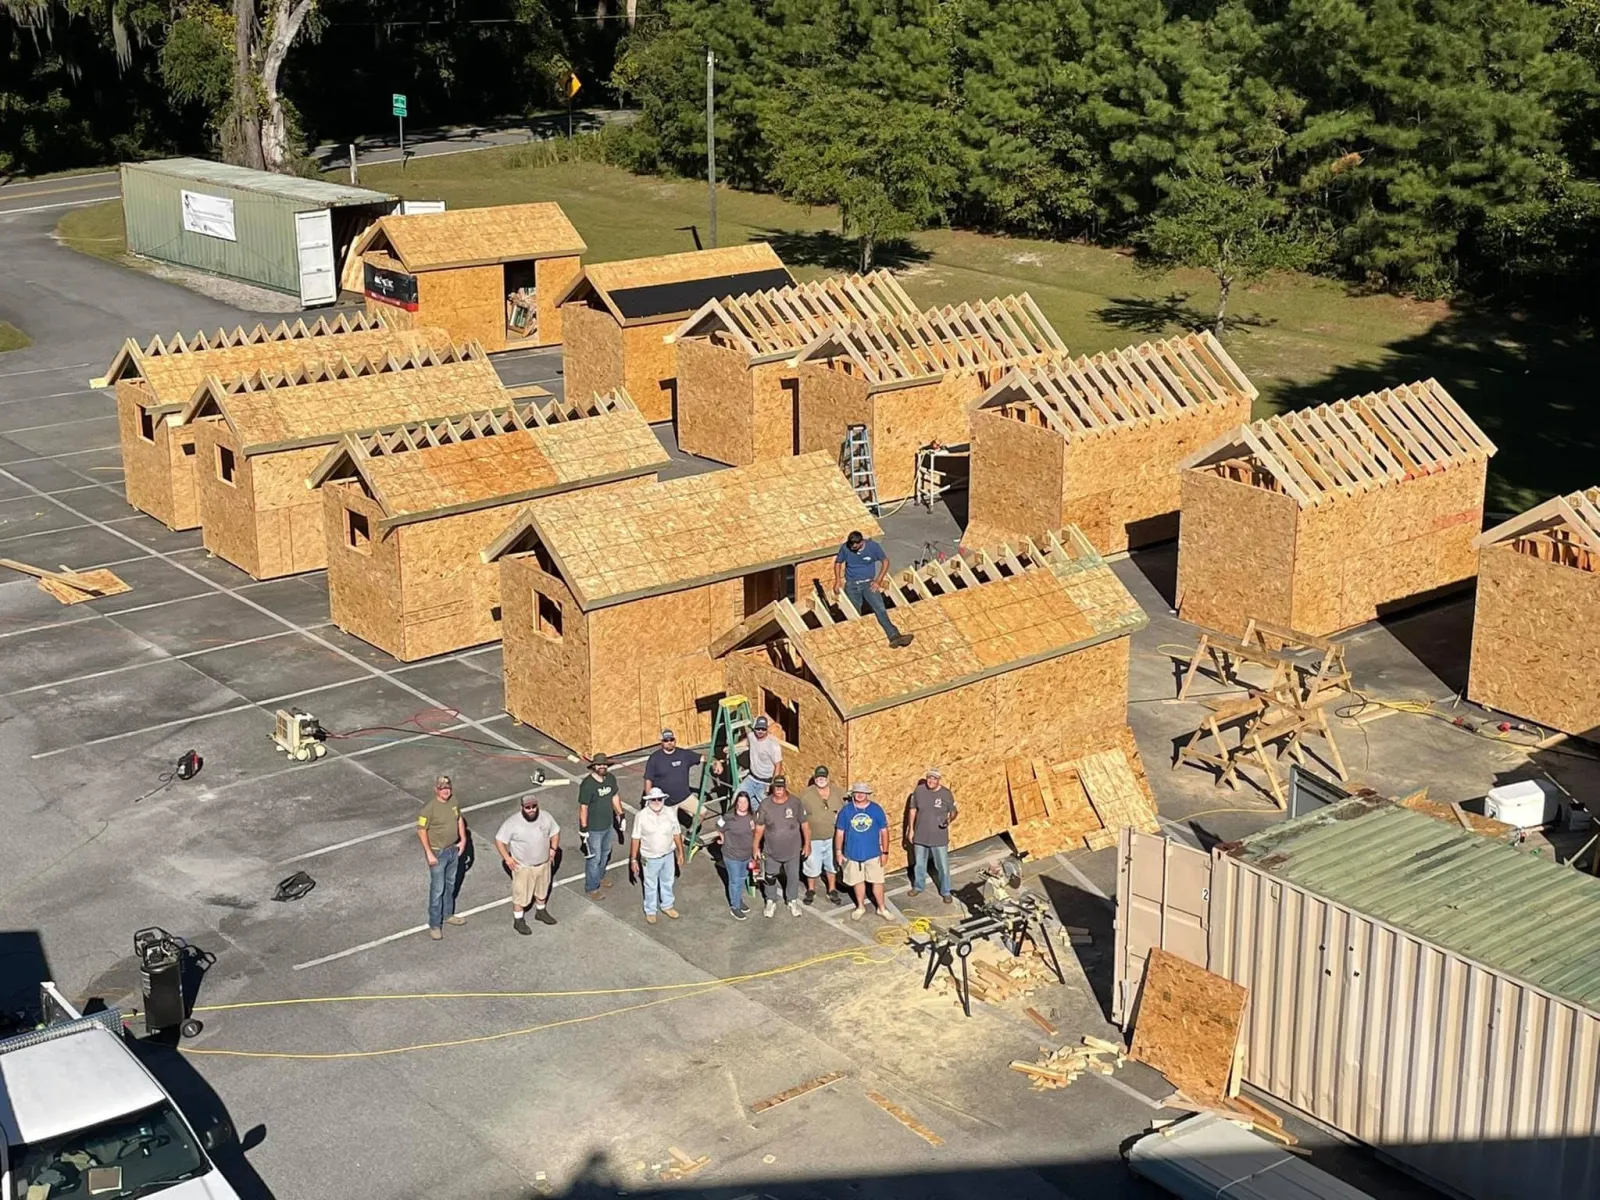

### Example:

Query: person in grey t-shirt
xmin=716 ymin=793 xmax=757 ymax=920
xmin=753 ymin=777 xmax=810 ymax=917
xmin=905 ymin=767 xmax=958 ymax=903
xmin=735 ymin=716 xmax=784 ymax=811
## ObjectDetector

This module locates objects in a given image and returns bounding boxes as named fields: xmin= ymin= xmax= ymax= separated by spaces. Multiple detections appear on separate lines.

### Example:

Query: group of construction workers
xmin=414 ymin=724 xmax=960 ymax=937
xmin=414 ymin=531 xmax=946 ymax=937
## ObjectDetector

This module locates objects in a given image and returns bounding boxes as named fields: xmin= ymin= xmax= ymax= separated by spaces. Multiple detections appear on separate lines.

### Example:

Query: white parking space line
xmin=2 ymin=412 xmax=115 ymax=436
xmin=0 ymin=361 xmax=95 ymax=380
xmin=0 ymin=197 xmax=116 ymax=215
xmin=0 ymin=388 xmax=100 ymax=407
xmin=0 ymin=443 xmax=122 ymax=465
xmin=1052 ymin=853 xmax=1112 ymax=905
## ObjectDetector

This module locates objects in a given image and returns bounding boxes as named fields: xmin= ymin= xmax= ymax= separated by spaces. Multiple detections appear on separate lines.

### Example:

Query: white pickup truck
xmin=0 ymin=985 xmax=241 ymax=1200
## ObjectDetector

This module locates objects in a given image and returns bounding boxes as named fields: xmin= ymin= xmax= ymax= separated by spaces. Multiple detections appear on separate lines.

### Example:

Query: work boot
xmin=534 ymin=909 xmax=557 ymax=926
xmin=764 ymin=899 xmax=777 ymax=918
xmin=804 ymin=890 xmax=816 ymax=906
xmin=645 ymin=913 xmax=658 ymax=924
xmin=942 ymin=893 xmax=954 ymax=905
xmin=445 ymin=915 xmax=466 ymax=926
xmin=429 ymin=927 xmax=443 ymax=940
xmin=788 ymin=899 xmax=803 ymax=917
xmin=513 ymin=917 xmax=532 ymax=936
xmin=891 ymin=633 xmax=914 ymax=649
xmin=827 ymin=889 xmax=845 ymax=906
xmin=908 ymin=888 xmax=923 ymax=897
xmin=663 ymin=908 xmax=680 ymax=920
xmin=601 ymin=875 xmax=613 ymax=888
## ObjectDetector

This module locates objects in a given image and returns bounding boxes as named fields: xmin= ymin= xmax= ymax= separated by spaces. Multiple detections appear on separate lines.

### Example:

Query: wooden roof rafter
xmin=103 ymin=312 xmax=392 ymax=385
xmin=1475 ymin=487 xmax=1600 ymax=556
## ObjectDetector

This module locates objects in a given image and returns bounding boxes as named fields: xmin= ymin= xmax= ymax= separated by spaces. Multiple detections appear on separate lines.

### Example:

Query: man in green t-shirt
xmin=799 ymin=766 xmax=845 ymax=906
xmin=416 ymin=774 xmax=467 ymax=938
xmin=578 ymin=754 xmax=622 ymax=896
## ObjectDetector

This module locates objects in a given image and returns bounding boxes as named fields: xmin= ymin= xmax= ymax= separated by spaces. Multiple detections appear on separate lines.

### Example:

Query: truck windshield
xmin=11 ymin=1101 xmax=208 ymax=1199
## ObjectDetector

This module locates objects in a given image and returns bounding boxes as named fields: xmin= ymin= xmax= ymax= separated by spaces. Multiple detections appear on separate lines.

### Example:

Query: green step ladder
xmin=685 ymin=695 xmax=755 ymax=862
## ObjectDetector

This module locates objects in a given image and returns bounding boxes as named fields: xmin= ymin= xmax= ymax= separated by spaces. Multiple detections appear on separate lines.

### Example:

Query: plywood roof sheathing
xmin=1181 ymin=379 xmax=1495 ymax=507
xmin=555 ymin=244 xmax=791 ymax=326
xmin=481 ymin=450 xmax=877 ymax=608
xmin=975 ymin=331 xmax=1257 ymax=440
xmin=351 ymin=202 xmax=587 ymax=272
xmin=712 ymin=524 xmax=1146 ymax=718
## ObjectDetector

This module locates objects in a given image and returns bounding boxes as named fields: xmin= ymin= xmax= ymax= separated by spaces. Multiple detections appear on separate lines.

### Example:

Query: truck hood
xmin=148 ymin=1168 xmax=244 ymax=1200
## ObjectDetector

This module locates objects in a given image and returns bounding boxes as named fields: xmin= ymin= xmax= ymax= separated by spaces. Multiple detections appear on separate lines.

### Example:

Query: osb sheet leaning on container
xmin=1130 ymin=948 xmax=1247 ymax=1108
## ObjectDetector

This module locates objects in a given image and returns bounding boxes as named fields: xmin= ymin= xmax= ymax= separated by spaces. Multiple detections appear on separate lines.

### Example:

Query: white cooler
xmin=1484 ymin=779 xmax=1557 ymax=829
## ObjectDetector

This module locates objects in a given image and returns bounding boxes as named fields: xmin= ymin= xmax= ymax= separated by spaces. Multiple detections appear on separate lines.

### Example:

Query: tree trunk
xmin=260 ymin=0 xmax=317 ymax=172
xmin=626 ymin=0 xmax=637 ymax=27
xmin=859 ymin=229 xmax=874 ymax=272
xmin=232 ymin=0 xmax=265 ymax=169
xmin=1214 ymin=273 xmax=1232 ymax=338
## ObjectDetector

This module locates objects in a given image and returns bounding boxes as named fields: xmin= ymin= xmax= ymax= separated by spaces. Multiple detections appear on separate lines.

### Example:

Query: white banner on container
xmin=180 ymin=190 xmax=236 ymax=241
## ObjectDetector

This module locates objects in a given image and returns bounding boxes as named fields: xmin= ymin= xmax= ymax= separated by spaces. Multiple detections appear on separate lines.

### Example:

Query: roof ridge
xmin=354 ymin=388 xmax=640 ymax=458
xmin=218 ymin=341 xmax=485 ymax=392
xmin=144 ymin=312 xmax=384 ymax=358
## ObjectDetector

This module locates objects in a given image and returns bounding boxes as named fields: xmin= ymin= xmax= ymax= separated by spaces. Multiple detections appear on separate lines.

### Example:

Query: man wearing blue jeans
xmin=630 ymin=788 xmax=685 ymax=924
xmin=577 ymin=754 xmax=621 ymax=896
xmin=833 ymin=530 xmax=914 ymax=648
xmin=906 ymin=767 xmax=959 ymax=903
xmin=416 ymin=775 xmax=468 ymax=939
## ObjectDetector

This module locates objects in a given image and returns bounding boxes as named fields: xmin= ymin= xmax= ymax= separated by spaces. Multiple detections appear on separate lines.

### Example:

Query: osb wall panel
xmin=117 ymin=382 xmax=176 ymax=527
xmin=194 ymin=420 xmax=261 ymax=578
xmin=1176 ymin=469 xmax=1298 ymax=634
xmin=846 ymin=638 xmax=1132 ymax=871
xmin=676 ymin=338 xmax=756 ymax=465
xmin=248 ymin=446 xmax=333 ymax=579
xmin=323 ymin=480 xmax=404 ymax=657
xmin=395 ymin=503 xmax=520 ymax=660
xmin=1469 ymin=545 xmax=1600 ymax=736
xmin=794 ymin=557 xmax=835 ymax=607
xmin=621 ymin=322 xmax=680 ymax=424
xmin=419 ymin=264 xmax=505 ymax=352
xmin=502 ymin=554 xmax=593 ymax=752
xmin=534 ymin=256 xmax=582 ymax=347
xmin=723 ymin=651 xmax=849 ymax=794
xmin=797 ymin=363 xmax=871 ymax=465
xmin=750 ymin=361 xmax=799 ymax=463
xmin=964 ymin=409 xmax=1067 ymax=552
xmin=1060 ymin=393 xmax=1253 ymax=554
xmin=560 ymin=304 xmax=626 ymax=413
xmin=1290 ymin=461 xmax=1485 ymax=634
xmin=871 ymin=372 xmax=983 ymax=503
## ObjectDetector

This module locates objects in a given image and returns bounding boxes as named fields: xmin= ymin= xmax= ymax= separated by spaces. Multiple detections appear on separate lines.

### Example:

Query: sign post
xmin=565 ymin=73 xmax=582 ymax=140
xmin=392 ymin=93 xmax=408 ymax=170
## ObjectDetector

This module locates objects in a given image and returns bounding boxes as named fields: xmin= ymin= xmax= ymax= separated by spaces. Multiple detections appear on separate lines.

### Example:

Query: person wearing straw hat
xmin=630 ymin=787 xmax=684 ymax=923
xmin=834 ymin=781 xmax=891 ymax=921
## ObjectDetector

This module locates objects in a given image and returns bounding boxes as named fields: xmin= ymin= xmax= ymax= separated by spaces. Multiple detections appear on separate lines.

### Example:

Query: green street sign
xmin=392 ymin=94 xmax=407 ymax=118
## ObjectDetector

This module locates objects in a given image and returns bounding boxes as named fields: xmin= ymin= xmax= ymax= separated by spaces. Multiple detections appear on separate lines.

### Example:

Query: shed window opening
xmin=762 ymin=688 xmax=800 ymax=748
xmin=346 ymin=509 xmax=371 ymax=554
xmin=181 ymin=442 xmax=196 ymax=456
xmin=217 ymin=445 xmax=237 ymax=485
xmin=535 ymin=589 xmax=563 ymax=640
xmin=138 ymin=407 xmax=157 ymax=442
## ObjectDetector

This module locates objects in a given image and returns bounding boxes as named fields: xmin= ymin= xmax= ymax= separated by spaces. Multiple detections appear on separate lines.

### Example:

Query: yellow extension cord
xmin=172 ymin=942 xmax=903 ymax=1061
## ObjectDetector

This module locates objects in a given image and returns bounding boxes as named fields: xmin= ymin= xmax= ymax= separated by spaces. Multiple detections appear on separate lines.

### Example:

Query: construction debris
xmin=927 ymin=936 xmax=1060 ymax=1007
xmin=1007 ymin=728 xmax=1161 ymax=856
xmin=863 ymin=1090 xmax=944 ymax=1146
xmin=1010 ymin=1035 xmax=1127 ymax=1091
xmin=1129 ymin=949 xmax=1248 ymax=1110
xmin=0 ymin=558 xmax=131 ymax=605
xmin=750 ymin=1071 xmax=845 ymax=1115
xmin=655 ymin=1146 xmax=710 ymax=1182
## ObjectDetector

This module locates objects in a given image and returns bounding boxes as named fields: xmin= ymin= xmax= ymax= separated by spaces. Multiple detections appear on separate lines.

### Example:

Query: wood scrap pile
xmin=654 ymin=1147 xmax=710 ymax=1182
xmin=1010 ymin=1035 xmax=1125 ymax=1091
xmin=928 ymin=937 xmax=1059 ymax=1007
xmin=1007 ymin=729 xmax=1160 ymax=857
xmin=0 ymin=557 xmax=130 ymax=605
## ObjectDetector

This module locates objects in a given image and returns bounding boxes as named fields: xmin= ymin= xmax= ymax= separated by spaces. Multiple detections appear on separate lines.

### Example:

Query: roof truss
xmin=104 ymin=312 xmax=389 ymax=383
xmin=668 ymin=270 xmax=919 ymax=362
xmin=1476 ymin=487 xmax=1600 ymax=556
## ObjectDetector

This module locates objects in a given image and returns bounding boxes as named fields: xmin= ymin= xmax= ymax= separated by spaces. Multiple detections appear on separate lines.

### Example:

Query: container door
xmin=294 ymin=210 xmax=337 ymax=306
xmin=1112 ymin=827 xmax=1213 ymax=1027
xmin=400 ymin=200 xmax=446 ymax=215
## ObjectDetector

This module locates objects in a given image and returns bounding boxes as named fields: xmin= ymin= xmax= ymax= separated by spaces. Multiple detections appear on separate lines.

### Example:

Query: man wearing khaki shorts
xmin=833 ymin=781 xmax=892 ymax=921
xmin=495 ymin=793 xmax=561 ymax=934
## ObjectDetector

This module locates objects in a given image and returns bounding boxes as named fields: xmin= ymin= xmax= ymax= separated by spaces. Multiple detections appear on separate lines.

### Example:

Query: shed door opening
xmin=138 ymin=407 xmax=157 ymax=442
xmin=783 ymin=378 xmax=801 ymax=456
xmin=294 ymin=209 xmax=338 ymax=306
xmin=762 ymin=688 xmax=800 ymax=747
xmin=743 ymin=566 xmax=795 ymax=617
xmin=505 ymin=260 xmax=538 ymax=344
xmin=217 ymin=445 xmax=237 ymax=485
xmin=346 ymin=510 xmax=371 ymax=554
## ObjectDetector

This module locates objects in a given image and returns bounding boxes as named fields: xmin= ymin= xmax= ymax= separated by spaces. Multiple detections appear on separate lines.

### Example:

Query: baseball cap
xmin=752 ymin=716 xmax=769 ymax=730
xmin=521 ymin=793 xmax=540 ymax=808
xmin=643 ymin=787 xmax=668 ymax=803
xmin=849 ymin=780 xmax=873 ymax=795
xmin=771 ymin=774 xmax=787 ymax=789
xmin=435 ymin=775 xmax=452 ymax=788
xmin=589 ymin=753 xmax=611 ymax=768
xmin=813 ymin=765 xmax=830 ymax=779
xmin=926 ymin=766 xmax=943 ymax=778
xmin=660 ymin=728 xmax=676 ymax=741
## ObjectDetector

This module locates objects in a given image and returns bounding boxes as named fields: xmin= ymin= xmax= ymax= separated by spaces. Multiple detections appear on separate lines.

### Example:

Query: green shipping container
xmin=120 ymin=158 xmax=396 ymax=305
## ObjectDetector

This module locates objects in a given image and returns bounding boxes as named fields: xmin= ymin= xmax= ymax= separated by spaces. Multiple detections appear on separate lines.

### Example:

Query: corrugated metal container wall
xmin=1211 ymin=855 xmax=1600 ymax=1200
xmin=122 ymin=164 xmax=303 ymax=294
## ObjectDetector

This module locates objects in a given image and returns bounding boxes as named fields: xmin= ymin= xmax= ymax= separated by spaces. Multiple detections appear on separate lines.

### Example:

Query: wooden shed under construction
xmin=484 ymin=451 xmax=874 ymax=756
xmin=183 ymin=343 xmax=543 ymax=580
xmin=965 ymin=331 xmax=1257 ymax=554
xmin=712 ymin=526 xmax=1149 ymax=870
xmin=310 ymin=390 xmax=668 ymax=662
xmin=666 ymin=270 xmax=921 ymax=467
xmin=349 ymin=203 xmax=586 ymax=351
xmin=557 ymin=243 xmax=792 ymax=423
xmin=790 ymin=295 xmax=1066 ymax=505
xmin=108 ymin=313 xmax=439 ymax=531
xmin=1468 ymin=488 xmax=1600 ymax=738
xmin=1177 ymin=381 xmax=1496 ymax=636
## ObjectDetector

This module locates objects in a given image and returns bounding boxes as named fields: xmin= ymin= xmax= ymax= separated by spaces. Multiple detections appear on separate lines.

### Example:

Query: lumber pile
xmin=0 ymin=558 xmax=130 ymax=605
xmin=1007 ymin=728 xmax=1160 ymax=856
xmin=929 ymin=937 xmax=1060 ymax=1008
xmin=1010 ymin=1035 xmax=1126 ymax=1091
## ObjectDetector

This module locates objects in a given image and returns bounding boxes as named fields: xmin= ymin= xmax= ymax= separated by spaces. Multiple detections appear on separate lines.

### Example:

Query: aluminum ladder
xmin=684 ymin=695 xmax=755 ymax=862
xmin=842 ymin=424 xmax=881 ymax=513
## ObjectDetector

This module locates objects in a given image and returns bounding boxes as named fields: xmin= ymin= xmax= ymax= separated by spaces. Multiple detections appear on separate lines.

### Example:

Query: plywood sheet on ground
xmin=1130 ymin=949 xmax=1247 ymax=1108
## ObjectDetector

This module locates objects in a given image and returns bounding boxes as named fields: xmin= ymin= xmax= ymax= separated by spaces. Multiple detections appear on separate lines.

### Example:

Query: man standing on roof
xmin=833 ymin=530 xmax=914 ymax=648
xmin=578 ymin=754 xmax=622 ymax=897
xmin=630 ymin=788 xmax=685 ymax=924
xmin=835 ymin=781 xmax=893 ymax=921
xmin=752 ymin=776 xmax=809 ymax=918
xmin=906 ymin=767 xmax=959 ymax=904
xmin=800 ymin=765 xmax=845 ymax=906
xmin=644 ymin=728 xmax=703 ymax=814
xmin=417 ymin=775 xmax=467 ymax=940
xmin=736 ymin=716 xmax=783 ymax=811
xmin=495 ymin=793 xmax=561 ymax=934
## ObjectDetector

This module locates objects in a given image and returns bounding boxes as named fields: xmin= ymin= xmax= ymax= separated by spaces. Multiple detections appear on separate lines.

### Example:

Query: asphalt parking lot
xmin=3 ymin=199 xmax=1581 ymax=1200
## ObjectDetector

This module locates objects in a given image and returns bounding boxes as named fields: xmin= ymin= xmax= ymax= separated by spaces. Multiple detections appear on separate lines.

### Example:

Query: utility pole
xmin=706 ymin=48 xmax=717 ymax=248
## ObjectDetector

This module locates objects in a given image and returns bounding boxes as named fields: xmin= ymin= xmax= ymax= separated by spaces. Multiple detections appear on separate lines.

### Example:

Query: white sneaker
xmin=788 ymin=899 xmax=803 ymax=917
xmin=763 ymin=899 xmax=777 ymax=918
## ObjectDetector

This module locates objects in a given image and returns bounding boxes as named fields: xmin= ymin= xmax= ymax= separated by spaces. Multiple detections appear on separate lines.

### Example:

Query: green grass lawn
xmin=0 ymin=321 xmax=31 ymax=353
xmin=55 ymin=149 xmax=1592 ymax=510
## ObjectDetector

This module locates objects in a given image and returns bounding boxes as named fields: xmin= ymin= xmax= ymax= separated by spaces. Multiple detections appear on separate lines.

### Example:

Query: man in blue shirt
xmin=833 ymin=781 xmax=892 ymax=921
xmin=833 ymin=530 xmax=914 ymax=648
